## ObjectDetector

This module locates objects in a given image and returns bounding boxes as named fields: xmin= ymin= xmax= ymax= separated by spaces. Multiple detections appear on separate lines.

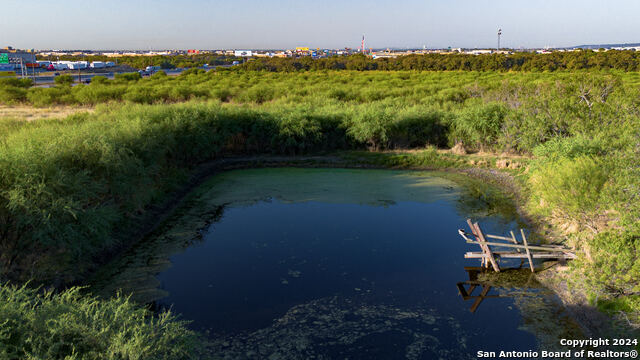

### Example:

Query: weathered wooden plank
xmin=521 ymin=229 xmax=535 ymax=273
xmin=474 ymin=222 xmax=501 ymax=272
xmin=463 ymin=239 xmax=574 ymax=253
xmin=470 ymin=285 xmax=492 ymax=313
xmin=465 ymin=252 xmax=576 ymax=259
xmin=456 ymin=282 xmax=469 ymax=298
xmin=509 ymin=231 xmax=521 ymax=251
xmin=461 ymin=230 xmax=567 ymax=250
xmin=466 ymin=219 xmax=488 ymax=268
xmin=485 ymin=233 xmax=519 ymax=242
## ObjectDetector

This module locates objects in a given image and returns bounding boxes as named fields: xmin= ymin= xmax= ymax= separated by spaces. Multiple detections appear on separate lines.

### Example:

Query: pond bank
xmin=86 ymin=151 xmax=616 ymax=340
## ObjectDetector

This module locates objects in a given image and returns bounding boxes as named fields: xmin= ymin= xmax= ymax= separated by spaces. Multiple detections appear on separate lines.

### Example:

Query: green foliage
xmin=0 ymin=78 xmax=33 ymax=88
xmin=0 ymin=86 xmax=27 ymax=104
xmin=151 ymin=70 xmax=167 ymax=79
xmin=586 ymin=227 xmax=640 ymax=294
xmin=528 ymin=156 xmax=610 ymax=218
xmin=391 ymin=110 xmax=449 ymax=148
xmin=72 ymin=84 xmax=126 ymax=105
xmin=532 ymin=135 xmax=605 ymax=161
xmin=347 ymin=106 xmax=394 ymax=150
xmin=2 ymin=69 xmax=640 ymax=321
xmin=90 ymin=75 xmax=108 ymax=85
xmin=54 ymin=75 xmax=74 ymax=86
xmin=0 ymin=283 xmax=200 ymax=360
xmin=114 ymin=72 xmax=142 ymax=82
xmin=26 ymin=87 xmax=72 ymax=107
xmin=234 ymin=50 xmax=640 ymax=72
xmin=451 ymin=103 xmax=508 ymax=150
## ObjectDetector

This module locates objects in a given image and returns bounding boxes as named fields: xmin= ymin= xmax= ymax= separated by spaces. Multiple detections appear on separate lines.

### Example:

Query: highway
xmin=17 ymin=66 xmax=231 ymax=86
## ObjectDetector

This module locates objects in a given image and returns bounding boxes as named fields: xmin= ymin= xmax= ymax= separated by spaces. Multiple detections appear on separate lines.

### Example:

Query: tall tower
xmin=497 ymin=28 xmax=502 ymax=50
xmin=361 ymin=34 xmax=365 ymax=54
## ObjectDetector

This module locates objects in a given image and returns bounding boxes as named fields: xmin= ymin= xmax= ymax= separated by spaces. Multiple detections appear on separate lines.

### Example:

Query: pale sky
xmin=1 ymin=0 xmax=638 ymax=50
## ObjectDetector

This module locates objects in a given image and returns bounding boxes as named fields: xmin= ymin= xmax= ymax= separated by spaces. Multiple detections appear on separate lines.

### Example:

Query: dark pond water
xmin=93 ymin=168 xmax=583 ymax=359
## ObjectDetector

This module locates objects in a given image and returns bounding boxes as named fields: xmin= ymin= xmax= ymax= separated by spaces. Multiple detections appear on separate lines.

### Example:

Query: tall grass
xmin=0 ymin=283 xmax=199 ymax=360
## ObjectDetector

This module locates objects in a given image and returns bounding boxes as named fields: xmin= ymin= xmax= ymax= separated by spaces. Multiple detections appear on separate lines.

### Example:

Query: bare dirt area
xmin=0 ymin=105 xmax=94 ymax=121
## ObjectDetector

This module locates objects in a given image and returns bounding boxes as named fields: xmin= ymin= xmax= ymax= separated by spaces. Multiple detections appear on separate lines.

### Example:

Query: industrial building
xmin=0 ymin=46 xmax=37 ymax=71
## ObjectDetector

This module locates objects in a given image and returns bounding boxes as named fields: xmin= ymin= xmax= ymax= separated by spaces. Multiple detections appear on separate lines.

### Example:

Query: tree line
xmin=238 ymin=50 xmax=640 ymax=72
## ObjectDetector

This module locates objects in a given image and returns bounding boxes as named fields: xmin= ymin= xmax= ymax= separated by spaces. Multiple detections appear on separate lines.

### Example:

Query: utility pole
xmin=78 ymin=54 xmax=82 ymax=84
xmin=497 ymin=28 xmax=502 ymax=51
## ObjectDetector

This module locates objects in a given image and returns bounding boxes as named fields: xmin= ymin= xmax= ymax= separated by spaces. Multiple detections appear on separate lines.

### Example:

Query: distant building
xmin=0 ymin=47 xmax=37 ymax=69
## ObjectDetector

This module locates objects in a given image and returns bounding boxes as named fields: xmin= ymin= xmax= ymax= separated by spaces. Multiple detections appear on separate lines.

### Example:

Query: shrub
xmin=329 ymin=88 xmax=357 ymax=102
xmin=72 ymin=84 xmax=126 ymax=105
xmin=437 ymin=87 xmax=470 ymax=104
xmin=0 ymin=86 xmax=27 ymax=104
xmin=239 ymin=85 xmax=275 ymax=104
xmin=532 ymin=135 xmax=605 ymax=162
xmin=0 ymin=283 xmax=200 ymax=360
xmin=585 ymin=227 xmax=640 ymax=294
xmin=114 ymin=72 xmax=142 ymax=82
xmin=274 ymin=113 xmax=322 ymax=154
xmin=528 ymin=156 xmax=609 ymax=218
xmin=90 ymin=76 xmax=108 ymax=85
xmin=54 ymin=75 xmax=74 ymax=86
xmin=123 ymin=86 xmax=157 ymax=104
xmin=347 ymin=107 xmax=394 ymax=150
xmin=181 ymin=69 xmax=206 ymax=76
xmin=0 ymin=78 xmax=33 ymax=88
xmin=151 ymin=70 xmax=167 ymax=79
xmin=26 ymin=87 xmax=72 ymax=107
xmin=390 ymin=111 xmax=449 ymax=148
xmin=451 ymin=103 xmax=508 ymax=150
xmin=211 ymin=88 xmax=232 ymax=102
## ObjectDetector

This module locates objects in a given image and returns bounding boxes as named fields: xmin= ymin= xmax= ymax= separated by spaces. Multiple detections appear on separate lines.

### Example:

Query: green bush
xmin=0 ymin=78 xmax=33 ymax=88
xmin=151 ymin=70 xmax=167 ymax=79
xmin=123 ymin=86 xmax=157 ymax=104
xmin=0 ymin=86 xmax=27 ymax=104
xmin=26 ymin=87 xmax=72 ymax=107
xmin=72 ymin=84 xmax=126 ymax=105
xmin=390 ymin=110 xmax=449 ymax=148
xmin=239 ymin=85 xmax=276 ymax=104
xmin=528 ymin=156 xmax=610 ymax=218
xmin=54 ymin=75 xmax=74 ymax=86
xmin=451 ymin=103 xmax=508 ymax=150
xmin=114 ymin=72 xmax=142 ymax=82
xmin=0 ymin=283 xmax=200 ymax=360
xmin=586 ymin=227 xmax=640 ymax=294
xmin=90 ymin=76 xmax=108 ymax=85
xmin=532 ymin=135 xmax=605 ymax=162
xmin=347 ymin=107 xmax=394 ymax=150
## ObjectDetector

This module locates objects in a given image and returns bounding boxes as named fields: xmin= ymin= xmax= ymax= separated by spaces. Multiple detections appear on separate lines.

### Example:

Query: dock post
xmin=520 ymin=229 xmax=535 ymax=273
xmin=472 ymin=221 xmax=500 ymax=273
xmin=467 ymin=219 xmax=487 ymax=268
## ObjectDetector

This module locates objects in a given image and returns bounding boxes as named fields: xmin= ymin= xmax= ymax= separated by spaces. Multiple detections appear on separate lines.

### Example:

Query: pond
xmin=92 ymin=168 xmax=583 ymax=359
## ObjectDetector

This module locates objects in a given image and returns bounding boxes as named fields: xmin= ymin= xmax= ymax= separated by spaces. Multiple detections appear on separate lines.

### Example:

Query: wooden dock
xmin=459 ymin=219 xmax=576 ymax=273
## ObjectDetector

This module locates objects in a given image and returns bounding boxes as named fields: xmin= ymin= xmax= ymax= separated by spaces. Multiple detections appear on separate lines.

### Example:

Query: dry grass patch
xmin=0 ymin=105 xmax=93 ymax=121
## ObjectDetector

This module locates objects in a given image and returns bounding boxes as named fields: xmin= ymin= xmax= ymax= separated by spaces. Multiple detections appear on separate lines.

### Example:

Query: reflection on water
xmin=455 ymin=267 xmax=538 ymax=313
xmin=90 ymin=168 xmax=584 ymax=358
